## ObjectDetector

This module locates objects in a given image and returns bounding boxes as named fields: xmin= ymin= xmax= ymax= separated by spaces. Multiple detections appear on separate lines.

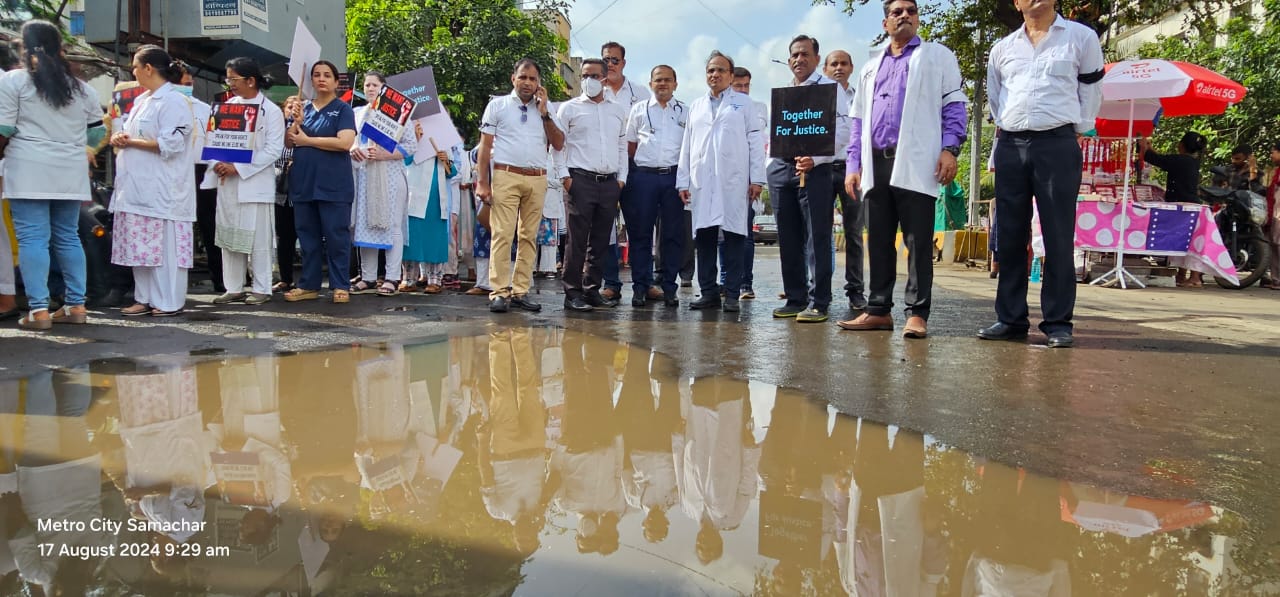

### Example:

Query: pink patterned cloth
xmin=111 ymin=212 xmax=194 ymax=268
xmin=1071 ymin=201 xmax=1239 ymax=283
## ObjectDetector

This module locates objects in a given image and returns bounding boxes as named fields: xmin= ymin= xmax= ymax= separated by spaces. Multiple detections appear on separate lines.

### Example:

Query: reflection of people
xmin=678 ymin=376 xmax=759 ymax=564
xmin=617 ymin=347 xmax=680 ymax=543
xmin=960 ymin=464 xmax=1072 ymax=595
xmin=840 ymin=0 xmax=967 ymax=340
xmin=1139 ymin=131 xmax=1207 ymax=288
xmin=982 ymin=0 xmax=1104 ymax=349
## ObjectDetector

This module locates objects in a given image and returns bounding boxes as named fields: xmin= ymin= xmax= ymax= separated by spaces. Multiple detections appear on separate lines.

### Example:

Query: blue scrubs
xmin=288 ymin=99 xmax=356 ymax=292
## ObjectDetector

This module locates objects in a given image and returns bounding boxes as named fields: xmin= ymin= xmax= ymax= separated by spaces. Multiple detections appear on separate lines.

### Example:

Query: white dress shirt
xmin=556 ymin=94 xmax=629 ymax=183
xmin=626 ymin=97 xmax=687 ymax=168
xmin=834 ymin=81 xmax=855 ymax=161
xmin=604 ymin=77 xmax=651 ymax=109
xmin=479 ymin=91 xmax=557 ymax=169
xmin=987 ymin=15 xmax=1105 ymax=133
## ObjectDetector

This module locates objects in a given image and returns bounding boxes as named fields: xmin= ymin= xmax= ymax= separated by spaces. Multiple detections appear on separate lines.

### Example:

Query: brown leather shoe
xmin=464 ymin=287 xmax=488 ymax=295
xmin=423 ymin=284 xmax=443 ymax=294
xmin=836 ymin=313 xmax=894 ymax=331
xmin=903 ymin=316 xmax=928 ymax=339
xmin=601 ymin=288 xmax=619 ymax=301
xmin=646 ymin=286 xmax=664 ymax=299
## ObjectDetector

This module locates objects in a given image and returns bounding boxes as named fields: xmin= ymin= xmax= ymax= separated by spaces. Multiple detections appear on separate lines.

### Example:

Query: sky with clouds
xmin=561 ymin=0 xmax=894 ymax=105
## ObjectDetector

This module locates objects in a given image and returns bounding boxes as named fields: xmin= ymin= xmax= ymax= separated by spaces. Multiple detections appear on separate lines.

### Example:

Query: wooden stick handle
xmin=799 ymin=171 xmax=807 ymax=188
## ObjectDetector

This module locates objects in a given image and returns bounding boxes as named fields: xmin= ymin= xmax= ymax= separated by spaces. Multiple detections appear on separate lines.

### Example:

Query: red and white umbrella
xmin=1101 ymin=59 xmax=1247 ymax=117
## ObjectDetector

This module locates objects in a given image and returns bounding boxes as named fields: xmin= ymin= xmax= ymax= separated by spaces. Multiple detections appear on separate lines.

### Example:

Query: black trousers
xmin=274 ymin=203 xmax=297 ymax=286
xmin=680 ymin=210 xmax=695 ymax=282
xmin=696 ymin=226 xmax=744 ymax=297
xmin=194 ymin=164 xmax=223 ymax=292
xmin=562 ymin=172 xmax=620 ymax=299
xmin=993 ymin=127 xmax=1082 ymax=334
xmin=769 ymin=161 xmax=834 ymax=311
xmin=621 ymin=170 xmax=684 ymax=296
xmin=832 ymin=160 xmax=866 ymax=299
xmin=864 ymin=154 xmax=936 ymax=320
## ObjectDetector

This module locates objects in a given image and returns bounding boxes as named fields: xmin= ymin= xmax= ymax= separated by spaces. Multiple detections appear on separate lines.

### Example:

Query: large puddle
xmin=0 ymin=328 xmax=1275 ymax=595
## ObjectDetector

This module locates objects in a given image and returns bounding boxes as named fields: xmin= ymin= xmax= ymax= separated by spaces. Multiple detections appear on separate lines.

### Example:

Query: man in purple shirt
xmin=838 ymin=0 xmax=967 ymax=339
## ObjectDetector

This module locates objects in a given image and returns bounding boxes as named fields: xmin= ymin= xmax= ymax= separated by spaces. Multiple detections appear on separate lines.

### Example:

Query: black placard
xmin=769 ymin=84 xmax=837 ymax=159
xmin=758 ymin=490 xmax=824 ymax=566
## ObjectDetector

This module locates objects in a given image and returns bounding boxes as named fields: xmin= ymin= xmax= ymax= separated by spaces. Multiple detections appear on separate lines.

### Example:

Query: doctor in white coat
xmin=840 ymin=0 xmax=967 ymax=340
xmin=676 ymin=51 xmax=766 ymax=314
xmin=207 ymin=57 xmax=286 ymax=304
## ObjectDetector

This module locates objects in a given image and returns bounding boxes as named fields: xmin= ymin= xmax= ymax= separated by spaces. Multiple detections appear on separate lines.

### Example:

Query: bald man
xmin=824 ymin=49 xmax=867 ymax=312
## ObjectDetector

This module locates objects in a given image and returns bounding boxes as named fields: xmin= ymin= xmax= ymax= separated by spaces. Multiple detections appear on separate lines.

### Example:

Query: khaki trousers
xmin=489 ymin=169 xmax=546 ymax=299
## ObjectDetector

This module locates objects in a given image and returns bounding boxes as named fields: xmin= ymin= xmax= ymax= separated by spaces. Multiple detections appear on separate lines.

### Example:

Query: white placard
xmin=287 ymin=18 xmax=322 ymax=99
xmin=413 ymin=109 xmax=464 ymax=162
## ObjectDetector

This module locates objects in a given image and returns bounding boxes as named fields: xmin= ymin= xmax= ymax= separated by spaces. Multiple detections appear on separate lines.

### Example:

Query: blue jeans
xmin=600 ymin=243 xmax=622 ymax=293
xmin=621 ymin=170 xmax=684 ymax=296
xmin=8 ymin=199 xmax=86 ymax=311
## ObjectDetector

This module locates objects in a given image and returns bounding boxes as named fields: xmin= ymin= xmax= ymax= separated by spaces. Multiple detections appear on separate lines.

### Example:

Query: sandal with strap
xmin=332 ymin=289 xmax=350 ymax=304
xmin=121 ymin=303 xmax=151 ymax=316
xmin=18 ymin=311 xmax=52 ymax=331
xmin=397 ymin=281 xmax=416 ymax=293
xmin=51 ymin=305 xmax=88 ymax=324
xmin=352 ymin=280 xmax=377 ymax=294
xmin=377 ymin=281 xmax=399 ymax=297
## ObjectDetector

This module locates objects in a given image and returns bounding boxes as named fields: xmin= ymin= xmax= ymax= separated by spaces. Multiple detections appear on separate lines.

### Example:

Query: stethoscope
xmin=645 ymin=100 xmax=686 ymax=135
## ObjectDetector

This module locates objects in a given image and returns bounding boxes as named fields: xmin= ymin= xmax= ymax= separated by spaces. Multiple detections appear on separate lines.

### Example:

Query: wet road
xmin=1 ymin=330 xmax=1275 ymax=595
xmin=2 ymin=251 xmax=1279 ymax=594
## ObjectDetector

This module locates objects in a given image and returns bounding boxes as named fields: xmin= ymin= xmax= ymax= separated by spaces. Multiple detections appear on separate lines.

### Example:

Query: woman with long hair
xmin=284 ymin=61 xmax=357 ymax=304
xmin=208 ymin=57 xmax=285 ymax=305
xmin=350 ymin=70 xmax=416 ymax=296
xmin=0 ymin=20 xmax=106 ymax=330
xmin=110 ymin=45 xmax=198 ymax=317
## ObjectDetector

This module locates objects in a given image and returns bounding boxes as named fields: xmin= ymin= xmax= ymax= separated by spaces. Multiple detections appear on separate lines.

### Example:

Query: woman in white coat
xmin=676 ymin=51 xmax=766 ymax=314
xmin=209 ymin=57 xmax=285 ymax=305
xmin=110 ymin=45 xmax=198 ymax=317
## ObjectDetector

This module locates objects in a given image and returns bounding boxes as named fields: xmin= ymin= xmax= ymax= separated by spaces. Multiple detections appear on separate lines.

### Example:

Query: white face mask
xmin=581 ymin=77 xmax=603 ymax=98
xmin=175 ymin=85 xmax=194 ymax=97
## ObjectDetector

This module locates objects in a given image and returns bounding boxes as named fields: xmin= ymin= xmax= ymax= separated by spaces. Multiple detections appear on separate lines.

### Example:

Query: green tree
xmin=346 ymin=0 xmax=571 ymax=145
xmin=1137 ymin=0 xmax=1280 ymax=163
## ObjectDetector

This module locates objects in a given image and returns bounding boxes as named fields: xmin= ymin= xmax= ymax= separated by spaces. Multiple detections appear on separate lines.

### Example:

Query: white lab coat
xmin=677 ymin=398 xmax=760 ymax=530
xmin=112 ymin=82 xmax=199 ymax=222
xmin=201 ymin=95 xmax=286 ymax=204
xmin=676 ymin=89 xmax=766 ymax=236
xmin=852 ymin=41 xmax=967 ymax=197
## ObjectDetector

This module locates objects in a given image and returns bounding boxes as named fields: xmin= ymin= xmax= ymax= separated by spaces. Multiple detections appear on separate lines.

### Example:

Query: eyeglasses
xmin=224 ymin=76 xmax=247 ymax=85
xmin=581 ymin=73 xmax=603 ymax=80
xmin=889 ymin=6 xmax=918 ymax=17
xmin=518 ymin=104 xmax=528 ymax=123
xmin=603 ymin=57 xmax=622 ymax=64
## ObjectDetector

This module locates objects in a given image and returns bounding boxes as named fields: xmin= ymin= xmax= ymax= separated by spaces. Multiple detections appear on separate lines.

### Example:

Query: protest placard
xmin=758 ymin=490 xmax=824 ymax=566
xmin=412 ymin=109 xmax=464 ymax=163
xmin=201 ymin=102 xmax=259 ymax=163
xmin=109 ymin=82 xmax=144 ymax=125
xmin=211 ymin=451 xmax=270 ymax=507
xmin=287 ymin=18 xmax=322 ymax=99
xmin=360 ymin=84 xmax=416 ymax=153
xmin=769 ymin=84 xmax=837 ymax=159
xmin=387 ymin=66 xmax=443 ymax=119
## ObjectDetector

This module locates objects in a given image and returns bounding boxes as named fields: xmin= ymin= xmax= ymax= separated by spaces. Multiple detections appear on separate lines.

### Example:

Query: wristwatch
xmin=942 ymin=145 xmax=961 ymax=157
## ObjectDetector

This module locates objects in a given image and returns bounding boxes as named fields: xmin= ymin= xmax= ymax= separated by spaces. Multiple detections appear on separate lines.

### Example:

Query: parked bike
xmin=1199 ymin=182 xmax=1271 ymax=289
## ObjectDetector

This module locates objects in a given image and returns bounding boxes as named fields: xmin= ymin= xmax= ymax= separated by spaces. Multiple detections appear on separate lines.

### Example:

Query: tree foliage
xmin=1138 ymin=0 xmax=1280 ymax=161
xmin=346 ymin=0 xmax=571 ymax=145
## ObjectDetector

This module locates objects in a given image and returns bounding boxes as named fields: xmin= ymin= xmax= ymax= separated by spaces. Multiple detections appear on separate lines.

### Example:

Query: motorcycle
xmin=81 ymin=180 xmax=133 ymax=307
xmin=1198 ymin=180 xmax=1271 ymax=289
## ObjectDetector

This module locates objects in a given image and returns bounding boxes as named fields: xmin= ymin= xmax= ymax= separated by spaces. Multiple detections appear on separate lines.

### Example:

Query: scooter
xmin=1199 ymin=181 xmax=1271 ymax=289
xmin=81 ymin=180 xmax=133 ymax=307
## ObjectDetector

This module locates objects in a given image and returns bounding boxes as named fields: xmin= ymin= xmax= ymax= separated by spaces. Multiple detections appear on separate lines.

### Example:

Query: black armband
xmin=1078 ymin=69 xmax=1104 ymax=84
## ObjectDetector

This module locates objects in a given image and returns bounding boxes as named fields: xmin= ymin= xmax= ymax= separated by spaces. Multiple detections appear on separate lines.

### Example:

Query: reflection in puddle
xmin=0 ymin=328 xmax=1275 ymax=595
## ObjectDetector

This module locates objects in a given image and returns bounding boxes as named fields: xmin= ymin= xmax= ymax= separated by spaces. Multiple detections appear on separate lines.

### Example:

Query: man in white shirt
xmin=769 ymin=35 xmax=839 ymax=324
xmin=600 ymin=42 xmax=652 ymax=302
xmin=980 ymin=0 xmax=1104 ymax=349
xmin=557 ymin=58 xmax=630 ymax=312
xmin=476 ymin=59 xmax=566 ymax=314
xmin=623 ymin=65 xmax=687 ymax=308
xmin=823 ymin=50 xmax=868 ymax=312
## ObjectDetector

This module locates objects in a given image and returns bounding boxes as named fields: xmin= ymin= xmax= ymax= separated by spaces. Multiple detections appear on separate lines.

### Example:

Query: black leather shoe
xmin=689 ymin=295 xmax=721 ymax=310
xmin=977 ymin=322 xmax=1029 ymax=341
xmin=722 ymin=297 xmax=740 ymax=312
xmin=663 ymin=294 xmax=679 ymax=308
xmin=564 ymin=296 xmax=594 ymax=312
xmin=585 ymin=291 xmax=618 ymax=308
xmin=631 ymin=295 xmax=646 ymax=307
xmin=489 ymin=296 xmax=510 ymax=313
xmin=509 ymin=296 xmax=542 ymax=312
xmin=1046 ymin=331 xmax=1074 ymax=348
xmin=849 ymin=294 xmax=868 ymax=311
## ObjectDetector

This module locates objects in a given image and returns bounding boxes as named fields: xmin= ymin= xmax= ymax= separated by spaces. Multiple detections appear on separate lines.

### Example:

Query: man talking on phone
xmin=475 ymin=58 xmax=565 ymax=313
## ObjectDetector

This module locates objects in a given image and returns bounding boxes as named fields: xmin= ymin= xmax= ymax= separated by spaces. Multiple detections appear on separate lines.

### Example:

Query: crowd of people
xmin=3 ymin=0 xmax=1279 ymax=348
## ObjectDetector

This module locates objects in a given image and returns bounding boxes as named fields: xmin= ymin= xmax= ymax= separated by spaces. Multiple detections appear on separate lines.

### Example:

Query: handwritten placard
xmin=360 ymin=84 xmax=416 ymax=153
xmin=201 ymin=102 xmax=259 ymax=163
